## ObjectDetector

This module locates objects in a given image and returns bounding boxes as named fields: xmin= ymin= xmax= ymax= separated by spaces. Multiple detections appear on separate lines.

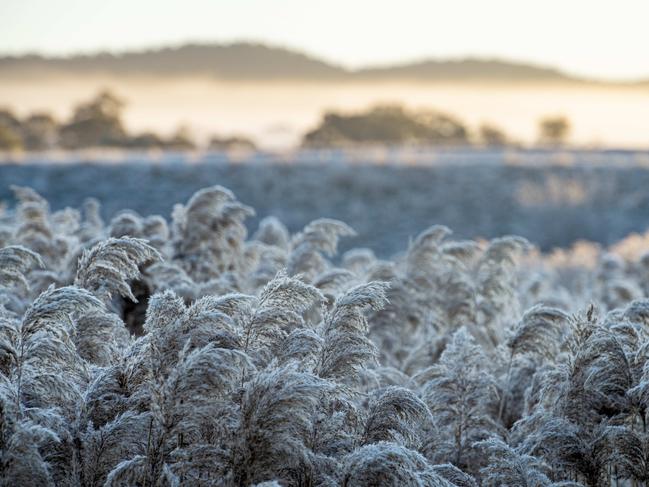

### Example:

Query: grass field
xmin=5 ymin=149 xmax=649 ymax=485
xmin=3 ymin=149 xmax=649 ymax=256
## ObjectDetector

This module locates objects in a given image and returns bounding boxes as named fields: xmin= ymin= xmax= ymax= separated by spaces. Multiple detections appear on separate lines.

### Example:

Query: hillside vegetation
xmin=2 ymin=184 xmax=649 ymax=485
xmin=0 ymin=42 xmax=590 ymax=83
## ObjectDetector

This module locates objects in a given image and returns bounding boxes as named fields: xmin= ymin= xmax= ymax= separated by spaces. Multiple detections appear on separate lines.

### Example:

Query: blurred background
xmin=2 ymin=0 xmax=649 ymax=255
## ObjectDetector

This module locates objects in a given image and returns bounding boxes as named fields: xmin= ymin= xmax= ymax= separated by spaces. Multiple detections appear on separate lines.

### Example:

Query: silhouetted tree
xmin=208 ymin=135 xmax=257 ymax=151
xmin=0 ymin=126 xmax=22 ymax=151
xmin=126 ymin=132 xmax=167 ymax=149
xmin=303 ymin=104 xmax=469 ymax=147
xmin=60 ymin=90 xmax=127 ymax=148
xmin=538 ymin=115 xmax=571 ymax=146
xmin=479 ymin=123 xmax=509 ymax=147
xmin=22 ymin=112 xmax=59 ymax=150
xmin=0 ymin=108 xmax=23 ymax=151
xmin=0 ymin=109 xmax=21 ymax=131
xmin=166 ymin=125 xmax=197 ymax=150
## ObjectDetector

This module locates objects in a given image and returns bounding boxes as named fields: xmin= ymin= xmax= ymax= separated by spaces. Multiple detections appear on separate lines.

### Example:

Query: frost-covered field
xmin=3 ymin=149 xmax=649 ymax=256
xmin=3 ymin=152 xmax=649 ymax=485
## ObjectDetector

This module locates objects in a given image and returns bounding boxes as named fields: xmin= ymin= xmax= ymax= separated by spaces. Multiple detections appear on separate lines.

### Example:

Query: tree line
xmin=0 ymin=90 xmax=571 ymax=151
xmin=303 ymin=104 xmax=571 ymax=149
xmin=0 ymin=90 xmax=257 ymax=152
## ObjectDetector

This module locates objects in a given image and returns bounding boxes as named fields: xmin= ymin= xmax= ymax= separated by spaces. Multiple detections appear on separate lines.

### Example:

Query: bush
xmin=303 ymin=104 xmax=469 ymax=147
xmin=538 ymin=115 xmax=571 ymax=146
xmin=0 ymin=123 xmax=23 ymax=151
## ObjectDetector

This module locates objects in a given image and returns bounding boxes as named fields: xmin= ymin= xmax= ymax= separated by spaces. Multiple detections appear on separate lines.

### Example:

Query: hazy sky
xmin=2 ymin=0 xmax=648 ymax=80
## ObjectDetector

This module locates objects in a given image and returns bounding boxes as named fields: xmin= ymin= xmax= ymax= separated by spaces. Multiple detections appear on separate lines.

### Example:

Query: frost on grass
xmin=3 ymin=184 xmax=649 ymax=486
xmin=75 ymin=237 xmax=161 ymax=302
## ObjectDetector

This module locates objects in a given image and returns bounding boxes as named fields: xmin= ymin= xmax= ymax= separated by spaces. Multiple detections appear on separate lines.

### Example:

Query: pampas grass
xmin=3 ymin=184 xmax=649 ymax=485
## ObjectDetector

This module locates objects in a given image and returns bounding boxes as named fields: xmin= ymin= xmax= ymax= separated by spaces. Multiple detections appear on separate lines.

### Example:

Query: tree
xmin=125 ymin=131 xmax=166 ymax=149
xmin=22 ymin=113 xmax=59 ymax=150
xmin=302 ymin=104 xmax=469 ymax=148
xmin=166 ymin=125 xmax=197 ymax=150
xmin=208 ymin=134 xmax=257 ymax=152
xmin=479 ymin=123 xmax=509 ymax=147
xmin=0 ymin=108 xmax=24 ymax=151
xmin=0 ymin=125 xmax=23 ymax=151
xmin=538 ymin=115 xmax=571 ymax=146
xmin=60 ymin=90 xmax=128 ymax=148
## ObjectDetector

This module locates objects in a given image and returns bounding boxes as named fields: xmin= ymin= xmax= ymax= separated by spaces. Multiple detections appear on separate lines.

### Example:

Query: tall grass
xmin=1 ymin=184 xmax=649 ymax=486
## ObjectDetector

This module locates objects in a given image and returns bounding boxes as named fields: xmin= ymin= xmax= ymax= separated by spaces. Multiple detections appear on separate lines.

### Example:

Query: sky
xmin=1 ymin=0 xmax=649 ymax=81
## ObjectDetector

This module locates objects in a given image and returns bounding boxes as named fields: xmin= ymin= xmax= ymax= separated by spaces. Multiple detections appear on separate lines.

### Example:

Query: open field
xmin=3 ymin=149 xmax=649 ymax=256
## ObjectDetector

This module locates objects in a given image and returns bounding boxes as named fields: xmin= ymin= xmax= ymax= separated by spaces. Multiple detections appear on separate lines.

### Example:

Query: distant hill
xmin=356 ymin=58 xmax=573 ymax=82
xmin=0 ymin=44 xmax=347 ymax=80
xmin=0 ymin=42 xmax=628 ymax=84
